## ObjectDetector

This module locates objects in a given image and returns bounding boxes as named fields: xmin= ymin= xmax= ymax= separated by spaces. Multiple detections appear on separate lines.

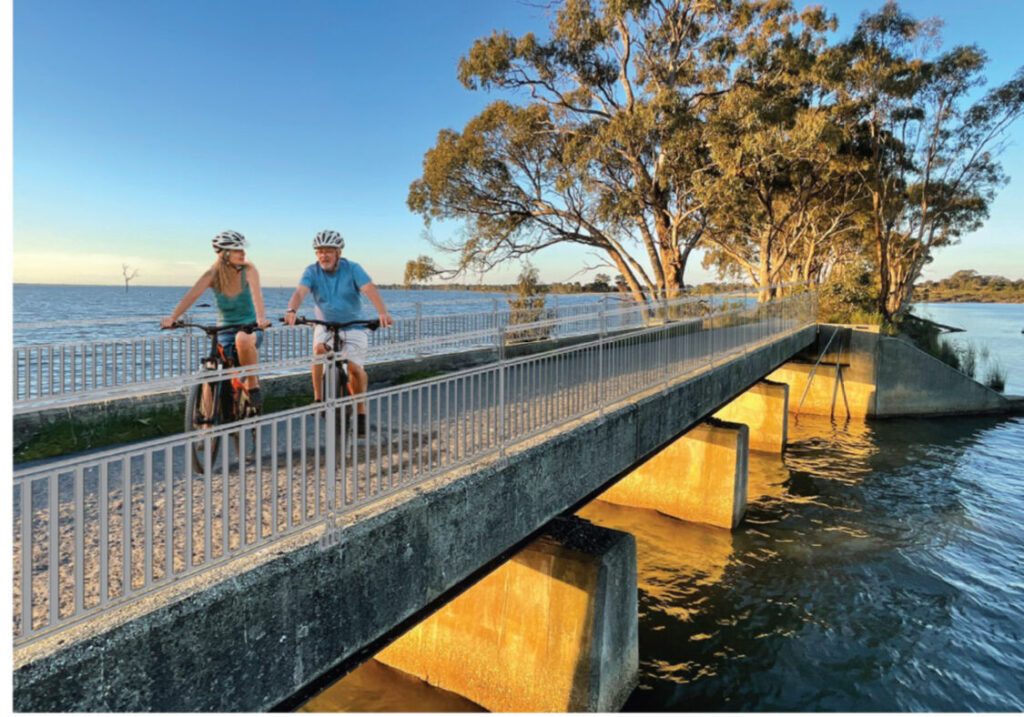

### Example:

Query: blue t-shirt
xmin=299 ymin=258 xmax=372 ymax=324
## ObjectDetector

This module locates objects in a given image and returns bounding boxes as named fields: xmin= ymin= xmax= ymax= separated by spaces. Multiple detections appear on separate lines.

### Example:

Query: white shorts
xmin=314 ymin=327 xmax=368 ymax=366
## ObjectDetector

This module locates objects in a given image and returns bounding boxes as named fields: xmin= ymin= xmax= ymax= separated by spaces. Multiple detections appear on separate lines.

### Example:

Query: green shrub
xmin=985 ymin=361 xmax=1007 ymax=392
xmin=506 ymin=263 xmax=555 ymax=343
xmin=817 ymin=265 xmax=879 ymax=324
xmin=957 ymin=342 xmax=978 ymax=379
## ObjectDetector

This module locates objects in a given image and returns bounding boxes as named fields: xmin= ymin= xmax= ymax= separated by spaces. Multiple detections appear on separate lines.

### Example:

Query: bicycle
xmin=164 ymin=320 xmax=263 ymax=472
xmin=287 ymin=316 xmax=380 ymax=432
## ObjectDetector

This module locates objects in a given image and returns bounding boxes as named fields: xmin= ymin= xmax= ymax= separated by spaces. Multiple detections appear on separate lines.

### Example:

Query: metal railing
xmin=12 ymin=289 xmax=815 ymax=647
xmin=13 ymin=289 xmax=766 ymax=412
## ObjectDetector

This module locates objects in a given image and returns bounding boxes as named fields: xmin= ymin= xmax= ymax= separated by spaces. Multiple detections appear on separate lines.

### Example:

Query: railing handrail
xmin=12 ymin=283 xmax=803 ymax=331
xmin=12 ymin=284 xmax=807 ymax=411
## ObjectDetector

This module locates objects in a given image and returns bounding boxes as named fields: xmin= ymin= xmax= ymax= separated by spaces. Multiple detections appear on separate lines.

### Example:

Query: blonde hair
xmin=209 ymin=252 xmax=243 ymax=296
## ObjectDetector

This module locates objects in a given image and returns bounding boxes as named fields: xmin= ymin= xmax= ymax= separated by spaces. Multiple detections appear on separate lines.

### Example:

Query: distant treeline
xmin=382 ymin=279 xmax=751 ymax=295
xmin=913 ymin=270 xmax=1024 ymax=303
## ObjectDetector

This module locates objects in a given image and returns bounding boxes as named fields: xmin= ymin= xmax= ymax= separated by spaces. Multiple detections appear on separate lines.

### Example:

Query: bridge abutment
xmin=370 ymin=515 xmax=638 ymax=712
xmin=597 ymin=418 xmax=749 ymax=530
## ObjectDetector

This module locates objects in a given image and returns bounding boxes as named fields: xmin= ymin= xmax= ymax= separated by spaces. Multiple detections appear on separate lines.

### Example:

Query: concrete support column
xmin=713 ymin=379 xmax=789 ymax=454
xmin=598 ymin=418 xmax=748 ymax=529
xmin=374 ymin=516 xmax=638 ymax=712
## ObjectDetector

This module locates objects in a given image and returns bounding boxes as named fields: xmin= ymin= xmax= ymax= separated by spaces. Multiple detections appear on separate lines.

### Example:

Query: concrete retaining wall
xmin=13 ymin=326 xmax=817 ymax=712
xmin=768 ymin=325 xmax=1013 ymax=418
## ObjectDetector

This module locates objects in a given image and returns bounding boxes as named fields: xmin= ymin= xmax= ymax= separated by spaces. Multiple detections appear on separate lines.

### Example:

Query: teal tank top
xmin=213 ymin=267 xmax=256 ymax=325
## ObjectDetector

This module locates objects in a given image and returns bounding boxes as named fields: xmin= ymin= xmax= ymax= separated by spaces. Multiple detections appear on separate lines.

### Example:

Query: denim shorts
xmin=217 ymin=328 xmax=264 ymax=362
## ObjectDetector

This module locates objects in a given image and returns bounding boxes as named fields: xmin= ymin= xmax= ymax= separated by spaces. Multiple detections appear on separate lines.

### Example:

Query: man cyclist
xmin=283 ymin=229 xmax=393 ymax=435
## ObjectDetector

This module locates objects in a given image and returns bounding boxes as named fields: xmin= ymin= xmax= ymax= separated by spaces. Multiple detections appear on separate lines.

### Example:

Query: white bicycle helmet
xmin=312 ymin=229 xmax=345 ymax=250
xmin=212 ymin=230 xmax=248 ymax=251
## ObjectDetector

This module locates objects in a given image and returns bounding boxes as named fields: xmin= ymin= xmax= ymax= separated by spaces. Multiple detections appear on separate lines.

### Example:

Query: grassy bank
xmin=14 ymin=392 xmax=315 ymax=464
xmin=14 ymin=367 xmax=449 ymax=464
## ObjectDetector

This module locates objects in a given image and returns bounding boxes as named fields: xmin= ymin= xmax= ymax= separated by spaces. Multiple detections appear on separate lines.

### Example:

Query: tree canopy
xmin=407 ymin=0 xmax=1023 ymax=319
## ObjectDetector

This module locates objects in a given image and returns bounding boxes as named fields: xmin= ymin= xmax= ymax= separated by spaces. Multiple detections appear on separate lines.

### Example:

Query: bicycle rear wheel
xmin=227 ymin=385 xmax=260 ymax=459
xmin=186 ymin=380 xmax=223 ymax=473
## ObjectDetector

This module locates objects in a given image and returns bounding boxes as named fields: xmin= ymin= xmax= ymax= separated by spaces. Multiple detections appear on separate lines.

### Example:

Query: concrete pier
xmin=714 ymin=379 xmax=789 ymax=454
xmin=597 ymin=418 xmax=749 ymax=530
xmin=374 ymin=516 xmax=638 ymax=712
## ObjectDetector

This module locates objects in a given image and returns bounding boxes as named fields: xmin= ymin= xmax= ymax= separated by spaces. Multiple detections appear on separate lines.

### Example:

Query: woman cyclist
xmin=161 ymin=230 xmax=271 ymax=408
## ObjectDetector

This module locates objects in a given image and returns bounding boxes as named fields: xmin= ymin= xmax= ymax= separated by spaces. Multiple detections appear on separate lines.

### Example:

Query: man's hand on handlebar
xmin=377 ymin=311 xmax=394 ymax=328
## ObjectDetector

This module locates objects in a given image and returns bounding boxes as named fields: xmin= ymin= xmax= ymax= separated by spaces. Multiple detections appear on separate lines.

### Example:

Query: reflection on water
xmin=623 ymin=412 xmax=1024 ymax=712
xmin=296 ymin=658 xmax=484 ymax=712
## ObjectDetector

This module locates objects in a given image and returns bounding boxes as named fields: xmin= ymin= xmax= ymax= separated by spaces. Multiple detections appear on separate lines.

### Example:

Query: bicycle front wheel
xmin=186 ymin=380 xmax=223 ymax=473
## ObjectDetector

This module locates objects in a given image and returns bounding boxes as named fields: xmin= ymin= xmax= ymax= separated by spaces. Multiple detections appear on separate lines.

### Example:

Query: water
xmin=11 ymin=283 xmax=607 ymax=346
xmin=12 ymin=287 xmax=1024 ymax=711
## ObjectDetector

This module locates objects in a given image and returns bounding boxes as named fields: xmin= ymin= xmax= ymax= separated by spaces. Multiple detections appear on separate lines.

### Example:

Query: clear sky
xmin=10 ymin=0 xmax=1024 ymax=288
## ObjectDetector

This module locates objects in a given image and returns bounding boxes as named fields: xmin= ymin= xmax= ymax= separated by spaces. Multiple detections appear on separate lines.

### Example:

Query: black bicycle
xmin=164 ymin=321 xmax=262 ymax=471
xmin=287 ymin=315 xmax=380 ymax=419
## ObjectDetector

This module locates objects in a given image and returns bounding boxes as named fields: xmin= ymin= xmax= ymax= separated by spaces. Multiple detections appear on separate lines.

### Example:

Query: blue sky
xmin=10 ymin=0 xmax=1024 ymax=287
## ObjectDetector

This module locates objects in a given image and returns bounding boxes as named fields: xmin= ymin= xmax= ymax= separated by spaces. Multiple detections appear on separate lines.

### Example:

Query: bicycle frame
xmin=288 ymin=317 xmax=380 ymax=403
xmin=163 ymin=321 xmax=260 ymax=471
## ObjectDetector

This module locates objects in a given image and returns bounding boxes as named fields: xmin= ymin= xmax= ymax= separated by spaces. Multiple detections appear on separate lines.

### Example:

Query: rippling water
xmin=598 ymin=412 xmax=1024 ymax=711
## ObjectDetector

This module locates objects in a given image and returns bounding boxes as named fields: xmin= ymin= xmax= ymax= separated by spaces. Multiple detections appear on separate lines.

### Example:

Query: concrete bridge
xmin=14 ymin=301 xmax=1018 ymax=711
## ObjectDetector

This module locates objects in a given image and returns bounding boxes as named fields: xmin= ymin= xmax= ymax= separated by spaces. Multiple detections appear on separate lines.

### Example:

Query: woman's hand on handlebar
xmin=257 ymin=316 xmax=272 ymax=329
xmin=160 ymin=316 xmax=179 ymax=330
xmin=378 ymin=311 xmax=393 ymax=328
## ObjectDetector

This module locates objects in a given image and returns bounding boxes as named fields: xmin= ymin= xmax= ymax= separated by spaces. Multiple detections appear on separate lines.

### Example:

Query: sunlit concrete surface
xmin=714 ymin=379 xmax=789 ymax=454
xmin=598 ymin=418 xmax=749 ymax=529
xmin=374 ymin=516 xmax=638 ymax=712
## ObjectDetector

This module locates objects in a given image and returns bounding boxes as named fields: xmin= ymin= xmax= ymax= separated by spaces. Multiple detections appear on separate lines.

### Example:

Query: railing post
xmin=183 ymin=312 xmax=193 ymax=375
xmin=498 ymin=350 xmax=506 ymax=457
xmin=551 ymin=293 xmax=558 ymax=337
xmin=324 ymin=351 xmax=336 ymax=515
xmin=492 ymin=297 xmax=499 ymax=349
xmin=599 ymin=295 xmax=607 ymax=338
xmin=415 ymin=301 xmax=423 ymax=357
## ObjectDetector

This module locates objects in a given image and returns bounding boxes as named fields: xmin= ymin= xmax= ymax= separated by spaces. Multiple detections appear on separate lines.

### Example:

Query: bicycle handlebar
xmin=162 ymin=321 xmax=260 ymax=335
xmin=283 ymin=316 xmax=381 ymax=331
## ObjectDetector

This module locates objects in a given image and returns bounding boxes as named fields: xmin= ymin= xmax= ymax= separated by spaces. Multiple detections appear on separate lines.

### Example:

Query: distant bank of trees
xmin=402 ymin=0 xmax=1023 ymax=324
xmin=913 ymin=270 xmax=1024 ymax=304
xmin=389 ymin=275 xmax=749 ymax=295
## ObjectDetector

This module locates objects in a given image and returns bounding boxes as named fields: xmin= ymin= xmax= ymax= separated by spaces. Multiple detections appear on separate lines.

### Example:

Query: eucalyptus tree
xmin=693 ymin=3 xmax=865 ymax=298
xmin=839 ymin=1 xmax=1024 ymax=319
xmin=408 ymin=0 xmax=821 ymax=301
